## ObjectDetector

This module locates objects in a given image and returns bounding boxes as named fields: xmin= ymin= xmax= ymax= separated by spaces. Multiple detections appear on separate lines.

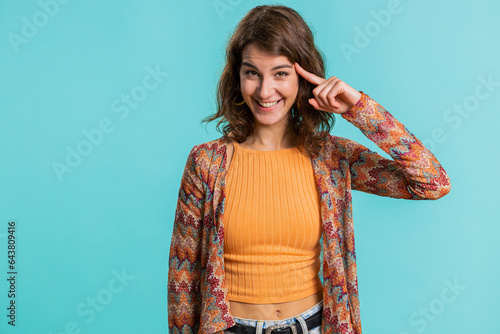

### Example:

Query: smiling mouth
xmin=256 ymin=99 xmax=282 ymax=108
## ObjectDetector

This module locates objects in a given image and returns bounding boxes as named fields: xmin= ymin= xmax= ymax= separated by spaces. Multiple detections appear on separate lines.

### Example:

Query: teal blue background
xmin=1 ymin=0 xmax=499 ymax=333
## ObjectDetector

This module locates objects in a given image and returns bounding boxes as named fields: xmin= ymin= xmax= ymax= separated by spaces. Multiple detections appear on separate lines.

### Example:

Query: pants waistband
xmin=231 ymin=300 xmax=323 ymax=328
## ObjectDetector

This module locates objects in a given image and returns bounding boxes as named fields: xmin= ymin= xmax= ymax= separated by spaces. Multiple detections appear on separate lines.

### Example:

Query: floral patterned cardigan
xmin=168 ymin=92 xmax=451 ymax=334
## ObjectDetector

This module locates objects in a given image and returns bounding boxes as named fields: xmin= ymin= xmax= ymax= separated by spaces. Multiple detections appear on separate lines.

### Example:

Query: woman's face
xmin=239 ymin=43 xmax=299 ymax=129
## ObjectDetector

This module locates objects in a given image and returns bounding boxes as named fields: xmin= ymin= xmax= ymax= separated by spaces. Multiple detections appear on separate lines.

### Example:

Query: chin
xmin=253 ymin=112 xmax=291 ymax=127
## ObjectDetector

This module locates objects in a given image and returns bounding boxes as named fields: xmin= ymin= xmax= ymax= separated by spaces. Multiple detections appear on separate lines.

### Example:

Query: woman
xmin=168 ymin=5 xmax=450 ymax=334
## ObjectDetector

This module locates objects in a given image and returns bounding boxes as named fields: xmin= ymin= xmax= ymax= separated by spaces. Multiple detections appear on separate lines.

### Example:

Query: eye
xmin=276 ymin=71 xmax=288 ymax=77
xmin=245 ymin=70 xmax=258 ymax=77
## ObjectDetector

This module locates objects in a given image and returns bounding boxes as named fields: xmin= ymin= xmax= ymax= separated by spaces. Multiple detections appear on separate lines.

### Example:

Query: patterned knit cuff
xmin=341 ymin=91 xmax=388 ymax=135
xmin=341 ymin=91 xmax=369 ymax=120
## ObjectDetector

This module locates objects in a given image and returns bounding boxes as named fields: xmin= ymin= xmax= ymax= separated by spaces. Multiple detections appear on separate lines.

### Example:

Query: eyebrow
xmin=241 ymin=61 xmax=293 ymax=71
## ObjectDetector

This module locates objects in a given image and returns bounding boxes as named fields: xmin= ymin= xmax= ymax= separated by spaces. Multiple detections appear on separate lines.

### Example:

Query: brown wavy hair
xmin=201 ymin=5 xmax=335 ymax=158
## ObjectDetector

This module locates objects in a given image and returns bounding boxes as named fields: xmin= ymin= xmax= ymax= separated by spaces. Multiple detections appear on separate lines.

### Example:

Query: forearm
xmin=341 ymin=92 xmax=451 ymax=199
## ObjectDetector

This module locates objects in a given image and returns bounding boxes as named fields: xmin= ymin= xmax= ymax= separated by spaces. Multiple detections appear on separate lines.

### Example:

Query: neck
xmin=245 ymin=122 xmax=297 ymax=151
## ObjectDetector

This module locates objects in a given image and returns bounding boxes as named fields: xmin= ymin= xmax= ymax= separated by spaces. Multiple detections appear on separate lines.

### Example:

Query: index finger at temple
xmin=294 ymin=62 xmax=325 ymax=86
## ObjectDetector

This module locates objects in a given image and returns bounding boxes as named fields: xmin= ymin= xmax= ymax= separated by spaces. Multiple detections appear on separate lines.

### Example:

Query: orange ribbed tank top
xmin=223 ymin=140 xmax=323 ymax=303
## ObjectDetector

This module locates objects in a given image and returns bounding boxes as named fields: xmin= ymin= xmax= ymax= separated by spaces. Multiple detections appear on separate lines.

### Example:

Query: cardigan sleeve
xmin=337 ymin=91 xmax=451 ymax=199
xmin=168 ymin=146 xmax=204 ymax=333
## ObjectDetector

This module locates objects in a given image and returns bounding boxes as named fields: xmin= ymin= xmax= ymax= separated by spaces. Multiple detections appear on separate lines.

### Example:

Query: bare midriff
xmin=229 ymin=289 xmax=323 ymax=320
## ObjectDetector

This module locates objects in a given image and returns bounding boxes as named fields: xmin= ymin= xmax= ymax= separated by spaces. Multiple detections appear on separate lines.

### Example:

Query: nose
xmin=257 ymin=76 xmax=275 ymax=100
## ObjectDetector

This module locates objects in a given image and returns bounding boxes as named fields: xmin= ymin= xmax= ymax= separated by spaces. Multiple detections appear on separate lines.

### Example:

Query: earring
xmin=235 ymin=99 xmax=246 ymax=106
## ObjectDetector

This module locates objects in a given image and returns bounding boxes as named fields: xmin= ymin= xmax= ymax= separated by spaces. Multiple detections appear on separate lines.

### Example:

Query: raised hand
xmin=294 ymin=62 xmax=362 ymax=114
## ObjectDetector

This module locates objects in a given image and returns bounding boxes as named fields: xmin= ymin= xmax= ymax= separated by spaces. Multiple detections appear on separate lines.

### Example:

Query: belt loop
xmin=295 ymin=315 xmax=308 ymax=334
xmin=256 ymin=320 xmax=264 ymax=334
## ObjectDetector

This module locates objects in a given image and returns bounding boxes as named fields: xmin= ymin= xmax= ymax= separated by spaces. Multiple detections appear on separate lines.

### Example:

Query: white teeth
xmin=258 ymin=99 xmax=280 ymax=108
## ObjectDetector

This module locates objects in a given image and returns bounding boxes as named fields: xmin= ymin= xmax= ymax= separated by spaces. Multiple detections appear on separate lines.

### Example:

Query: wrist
xmin=341 ymin=90 xmax=364 ymax=115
